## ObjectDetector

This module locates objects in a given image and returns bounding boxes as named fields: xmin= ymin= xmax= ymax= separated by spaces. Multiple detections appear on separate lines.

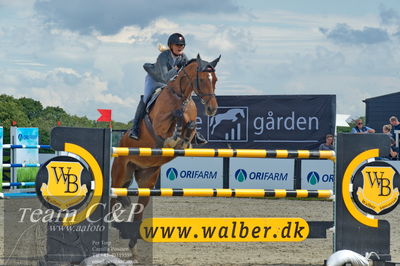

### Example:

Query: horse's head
xmin=182 ymin=54 xmax=220 ymax=116
xmin=194 ymin=54 xmax=220 ymax=116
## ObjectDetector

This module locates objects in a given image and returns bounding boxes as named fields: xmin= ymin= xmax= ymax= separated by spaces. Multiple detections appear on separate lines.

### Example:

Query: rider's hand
xmin=175 ymin=57 xmax=186 ymax=69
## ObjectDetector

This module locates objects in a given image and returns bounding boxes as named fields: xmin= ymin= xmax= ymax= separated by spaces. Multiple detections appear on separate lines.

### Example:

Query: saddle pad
xmin=146 ymin=87 xmax=163 ymax=113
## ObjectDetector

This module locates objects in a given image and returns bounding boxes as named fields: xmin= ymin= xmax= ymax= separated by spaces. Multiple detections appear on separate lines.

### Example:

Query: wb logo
xmin=352 ymin=162 xmax=400 ymax=215
xmin=208 ymin=107 xmax=248 ymax=142
xmin=50 ymin=166 xmax=81 ymax=193
xmin=39 ymin=161 xmax=89 ymax=211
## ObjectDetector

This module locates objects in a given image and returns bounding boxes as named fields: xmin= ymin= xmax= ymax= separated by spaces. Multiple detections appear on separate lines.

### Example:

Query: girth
xmin=143 ymin=114 xmax=165 ymax=148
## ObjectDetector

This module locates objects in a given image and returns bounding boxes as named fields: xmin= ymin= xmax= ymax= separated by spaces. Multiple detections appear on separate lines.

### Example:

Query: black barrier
xmin=194 ymin=95 xmax=336 ymax=150
xmin=45 ymin=127 xmax=111 ymax=264
xmin=335 ymin=133 xmax=391 ymax=261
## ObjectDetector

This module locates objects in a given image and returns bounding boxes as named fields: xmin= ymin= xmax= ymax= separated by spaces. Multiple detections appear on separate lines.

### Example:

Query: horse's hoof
xmin=185 ymin=142 xmax=193 ymax=149
xmin=177 ymin=139 xmax=184 ymax=147
xmin=130 ymin=246 xmax=139 ymax=264
xmin=117 ymin=196 xmax=131 ymax=208
xmin=164 ymin=138 xmax=178 ymax=148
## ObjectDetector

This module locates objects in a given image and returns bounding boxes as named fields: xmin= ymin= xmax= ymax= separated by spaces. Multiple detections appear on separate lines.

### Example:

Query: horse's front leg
xmin=181 ymin=120 xmax=196 ymax=148
xmin=166 ymin=120 xmax=195 ymax=148
xmin=164 ymin=109 xmax=183 ymax=148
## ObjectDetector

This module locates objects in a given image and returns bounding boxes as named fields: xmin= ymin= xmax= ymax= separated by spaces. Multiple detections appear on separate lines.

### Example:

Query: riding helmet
xmin=168 ymin=33 xmax=185 ymax=46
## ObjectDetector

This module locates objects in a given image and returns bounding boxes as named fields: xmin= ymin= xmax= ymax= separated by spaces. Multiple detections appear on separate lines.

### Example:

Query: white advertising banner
xmin=11 ymin=127 xmax=39 ymax=163
xmin=11 ymin=127 xmax=39 ymax=182
xmin=0 ymin=127 xmax=3 ymax=186
xmin=229 ymin=158 xmax=295 ymax=189
xmin=160 ymin=157 xmax=223 ymax=188
xmin=301 ymin=159 xmax=334 ymax=190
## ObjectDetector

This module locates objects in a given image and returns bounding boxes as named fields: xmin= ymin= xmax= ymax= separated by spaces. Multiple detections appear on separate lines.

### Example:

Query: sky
xmin=1 ymin=0 xmax=399 ymax=123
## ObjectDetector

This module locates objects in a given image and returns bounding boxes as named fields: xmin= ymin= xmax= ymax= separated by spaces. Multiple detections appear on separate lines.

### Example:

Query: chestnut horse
xmin=111 ymin=54 xmax=220 ymax=260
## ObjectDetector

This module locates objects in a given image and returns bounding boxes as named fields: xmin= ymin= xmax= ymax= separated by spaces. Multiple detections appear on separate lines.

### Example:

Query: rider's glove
xmin=175 ymin=57 xmax=186 ymax=69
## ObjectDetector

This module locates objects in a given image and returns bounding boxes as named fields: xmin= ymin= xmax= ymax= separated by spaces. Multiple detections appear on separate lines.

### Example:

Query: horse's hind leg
xmin=132 ymin=166 xmax=160 ymax=219
xmin=111 ymin=157 xmax=135 ymax=208
xmin=129 ymin=166 xmax=161 ymax=261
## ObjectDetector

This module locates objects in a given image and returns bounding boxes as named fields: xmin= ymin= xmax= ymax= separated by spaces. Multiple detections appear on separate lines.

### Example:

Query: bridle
xmin=179 ymin=66 xmax=216 ymax=105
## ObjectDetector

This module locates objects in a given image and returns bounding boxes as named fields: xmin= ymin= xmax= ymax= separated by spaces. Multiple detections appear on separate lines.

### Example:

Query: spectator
xmin=319 ymin=134 xmax=334 ymax=151
xmin=351 ymin=119 xmax=375 ymax=134
xmin=383 ymin=124 xmax=399 ymax=160
xmin=389 ymin=116 xmax=400 ymax=141
xmin=383 ymin=124 xmax=392 ymax=136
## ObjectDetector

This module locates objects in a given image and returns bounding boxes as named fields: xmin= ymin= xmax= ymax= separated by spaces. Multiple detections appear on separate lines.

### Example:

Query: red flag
xmin=97 ymin=109 xmax=112 ymax=122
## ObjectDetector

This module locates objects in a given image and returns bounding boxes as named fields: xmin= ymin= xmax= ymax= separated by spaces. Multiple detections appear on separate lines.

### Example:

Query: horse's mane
xmin=182 ymin=57 xmax=216 ymax=73
xmin=185 ymin=58 xmax=197 ymax=66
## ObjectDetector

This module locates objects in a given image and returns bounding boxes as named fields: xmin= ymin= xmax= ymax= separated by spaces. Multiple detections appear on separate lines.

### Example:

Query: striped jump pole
xmin=112 ymin=147 xmax=336 ymax=160
xmin=0 ymin=192 xmax=37 ymax=199
xmin=111 ymin=188 xmax=333 ymax=199
xmin=2 ymin=182 xmax=36 ymax=188
xmin=2 ymin=163 xmax=42 ymax=168
xmin=3 ymin=144 xmax=51 ymax=149
xmin=0 ymin=188 xmax=333 ymax=198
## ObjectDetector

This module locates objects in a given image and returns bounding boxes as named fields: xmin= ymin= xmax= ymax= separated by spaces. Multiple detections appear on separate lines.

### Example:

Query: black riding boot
xmin=129 ymin=99 xmax=146 ymax=140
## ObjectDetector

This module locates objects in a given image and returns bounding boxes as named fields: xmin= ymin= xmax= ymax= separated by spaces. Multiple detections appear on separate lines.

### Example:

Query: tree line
xmin=0 ymin=94 xmax=129 ymax=146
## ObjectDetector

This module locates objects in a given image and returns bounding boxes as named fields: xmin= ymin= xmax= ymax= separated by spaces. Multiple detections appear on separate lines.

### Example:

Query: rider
xmin=129 ymin=33 xmax=207 ymax=145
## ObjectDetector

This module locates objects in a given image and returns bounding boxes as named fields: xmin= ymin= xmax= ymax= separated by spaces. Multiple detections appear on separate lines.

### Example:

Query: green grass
xmin=0 ymin=168 xmax=2 ymax=192
xmin=16 ymin=167 xmax=39 ymax=182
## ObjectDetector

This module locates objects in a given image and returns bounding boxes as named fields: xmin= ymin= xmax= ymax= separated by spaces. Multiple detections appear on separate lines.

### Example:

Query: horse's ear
xmin=196 ymin=54 xmax=201 ymax=64
xmin=210 ymin=55 xmax=221 ymax=68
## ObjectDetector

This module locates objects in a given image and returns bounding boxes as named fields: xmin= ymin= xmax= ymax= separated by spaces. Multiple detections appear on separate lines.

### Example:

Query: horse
xmin=111 ymin=54 xmax=221 ymax=261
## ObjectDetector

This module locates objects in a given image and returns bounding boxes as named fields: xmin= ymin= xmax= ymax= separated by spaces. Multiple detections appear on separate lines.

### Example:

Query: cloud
xmin=281 ymin=74 xmax=400 ymax=118
xmin=320 ymin=23 xmax=390 ymax=44
xmin=207 ymin=27 xmax=255 ymax=53
xmin=379 ymin=6 xmax=400 ymax=38
xmin=34 ymin=0 xmax=239 ymax=35
xmin=97 ymin=18 xmax=179 ymax=44
xmin=0 ymin=67 xmax=137 ymax=121
xmin=4 ymin=0 xmax=399 ymax=124
xmin=379 ymin=6 xmax=400 ymax=26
